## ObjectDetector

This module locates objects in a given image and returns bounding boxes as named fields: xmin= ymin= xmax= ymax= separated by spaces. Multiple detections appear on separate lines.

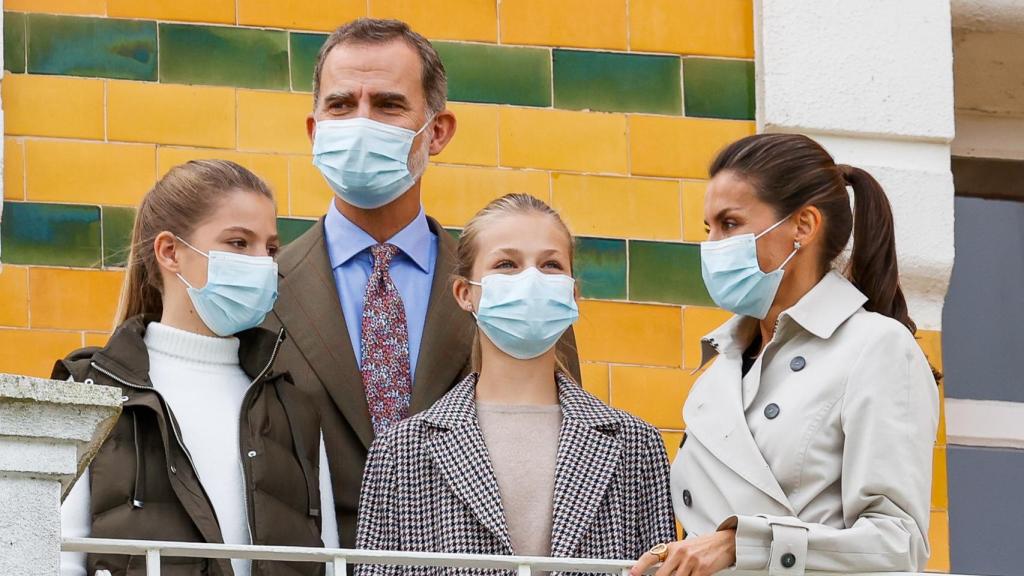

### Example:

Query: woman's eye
xmin=267 ymin=245 xmax=280 ymax=257
xmin=228 ymin=239 xmax=247 ymax=249
xmin=723 ymin=221 xmax=738 ymax=230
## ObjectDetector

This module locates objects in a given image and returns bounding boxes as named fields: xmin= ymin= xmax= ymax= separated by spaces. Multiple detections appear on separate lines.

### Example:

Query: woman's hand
xmin=630 ymin=530 xmax=736 ymax=576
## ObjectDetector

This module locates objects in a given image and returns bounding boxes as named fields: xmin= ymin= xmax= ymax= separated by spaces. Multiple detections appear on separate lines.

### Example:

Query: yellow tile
xmin=108 ymin=81 xmax=235 ymax=149
xmin=421 ymin=165 xmax=549 ymax=228
xmin=501 ymin=0 xmax=627 ymax=50
xmin=683 ymin=306 xmax=732 ymax=369
xmin=26 ymin=140 xmax=155 ymax=206
xmin=289 ymin=155 xmax=334 ymax=217
xmin=237 ymin=0 xmax=365 ymax=32
xmin=158 ymin=147 xmax=290 ymax=214
xmin=3 ymin=75 xmax=104 ymax=140
xmin=931 ymin=446 xmax=947 ymax=510
xmin=926 ymin=510 xmax=950 ymax=573
xmin=434 ymin=103 xmax=499 ymax=167
xmin=107 ymin=0 xmax=235 ymax=22
xmin=30 ymin=268 xmax=125 ymax=332
xmin=579 ymin=362 xmax=610 ymax=404
xmin=630 ymin=116 xmax=754 ymax=179
xmin=630 ymin=0 xmax=754 ymax=58
xmin=917 ymin=329 xmax=943 ymax=374
xmin=662 ymin=431 xmax=684 ymax=463
xmin=576 ymin=300 xmax=682 ymax=367
xmin=551 ymin=174 xmax=680 ymax=240
xmin=610 ymin=365 xmax=694 ymax=429
xmin=371 ymin=0 xmax=497 ymax=42
xmin=936 ymin=383 xmax=947 ymax=446
xmin=84 ymin=332 xmax=111 ymax=348
xmin=5 ymin=0 xmax=103 ymax=15
xmin=682 ymin=180 xmax=709 ymax=242
xmin=238 ymin=90 xmax=312 ymax=155
xmin=0 ymin=266 xmax=30 ymax=328
xmin=0 ymin=328 xmax=83 ymax=378
xmin=4 ymin=138 xmax=26 ymax=200
xmin=500 ymin=108 xmax=628 ymax=174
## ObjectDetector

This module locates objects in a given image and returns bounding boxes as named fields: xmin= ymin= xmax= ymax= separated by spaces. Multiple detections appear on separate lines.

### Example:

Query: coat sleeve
xmin=634 ymin=425 xmax=677 ymax=557
xmin=353 ymin=432 xmax=401 ymax=576
xmin=725 ymin=326 xmax=939 ymax=573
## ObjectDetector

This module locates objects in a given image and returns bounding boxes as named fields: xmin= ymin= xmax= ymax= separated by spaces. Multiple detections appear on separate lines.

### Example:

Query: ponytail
xmin=839 ymin=165 xmax=915 ymax=334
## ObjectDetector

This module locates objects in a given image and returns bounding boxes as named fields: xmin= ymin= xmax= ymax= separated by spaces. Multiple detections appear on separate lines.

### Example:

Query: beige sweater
xmin=477 ymin=402 xmax=563 ymax=563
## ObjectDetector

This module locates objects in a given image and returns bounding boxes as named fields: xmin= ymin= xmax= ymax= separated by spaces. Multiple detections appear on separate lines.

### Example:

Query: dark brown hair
xmin=118 ymin=160 xmax=274 ymax=323
xmin=312 ymin=18 xmax=447 ymax=114
xmin=710 ymin=133 xmax=916 ymax=334
xmin=454 ymin=193 xmax=577 ymax=375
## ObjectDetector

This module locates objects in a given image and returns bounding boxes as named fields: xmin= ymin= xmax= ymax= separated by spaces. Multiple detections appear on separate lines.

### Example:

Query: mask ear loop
xmin=773 ymin=240 xmax=802 ymax=273
xmin=173 ymin=235 xmax=208 ymax=290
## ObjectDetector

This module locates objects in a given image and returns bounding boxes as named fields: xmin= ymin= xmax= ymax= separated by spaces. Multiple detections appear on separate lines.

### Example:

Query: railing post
xmin=332 ymin=556 xmax=347 ymax=576
xmin=0 ymin=374 xmax=121 ymax=576
xmin=145 ymin=549 xmax=161 ymax=576
xmin=517 ymin=564 xmax=532 ymax=576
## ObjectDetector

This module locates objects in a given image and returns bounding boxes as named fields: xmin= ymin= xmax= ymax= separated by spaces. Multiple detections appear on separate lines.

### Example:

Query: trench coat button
xmin=781 ymin=553 xmax=796 ymax=568
xmin=247 ymin=450 xmax=257 ymax=458
xmin=764 ymin=403 xmax=781 ymax=419
xmin=790 ymin=356 xmax=806 ymax=372
xmin=682 ymin=489 xmax=693 ymax=507
xmin=169 ymin=465 xmax=177 ymax=475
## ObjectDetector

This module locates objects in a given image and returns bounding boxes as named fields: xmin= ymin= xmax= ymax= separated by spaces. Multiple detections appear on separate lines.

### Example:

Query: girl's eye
xmin=542 ymin=260 xmax=564 ymax=270
xmin=494 ymin=260 xmax=516 ymax=269
xmin=228 ymin=239 xmax=247 ymax=249
xmin=267 ymin=245 xmax=280 ymax=257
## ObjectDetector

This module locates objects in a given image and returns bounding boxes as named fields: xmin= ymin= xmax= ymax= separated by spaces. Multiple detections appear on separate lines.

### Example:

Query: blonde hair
xmin=118 ymin=160 xmax=274 ymax=323
xmin=454 ymin=193 xmax=578 ymax=374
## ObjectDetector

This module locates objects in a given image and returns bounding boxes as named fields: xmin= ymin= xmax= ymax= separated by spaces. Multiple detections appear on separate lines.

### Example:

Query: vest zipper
xmin=238 ymin=328 xmax=288 ymax=546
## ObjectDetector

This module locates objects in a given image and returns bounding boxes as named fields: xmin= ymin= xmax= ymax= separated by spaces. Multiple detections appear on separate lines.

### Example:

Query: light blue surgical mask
xmin=175 ymin=237 xmax=279 ymax=337
xmin=700 ymin=216 xmax=800 ymax=320
xmin=312 ymin=116 xmax=433 ymax=210
xmin=469 ymin=267 xmax=579 ymax=360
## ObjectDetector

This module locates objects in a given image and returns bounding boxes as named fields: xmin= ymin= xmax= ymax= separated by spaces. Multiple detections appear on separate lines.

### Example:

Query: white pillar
xmin=756 ymin=0 xmax=956 ymax=330
xmin=0 ymin=374 xmax=121 ymax=575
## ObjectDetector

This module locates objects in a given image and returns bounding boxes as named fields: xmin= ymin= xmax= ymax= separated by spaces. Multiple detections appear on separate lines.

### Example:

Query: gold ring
xmin=648 ymin=542 xmax=669 ymax=563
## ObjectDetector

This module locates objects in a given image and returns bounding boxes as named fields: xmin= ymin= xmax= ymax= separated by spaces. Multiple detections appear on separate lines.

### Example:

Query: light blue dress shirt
xmin=323 ymin=202 xmax=438 ymax=382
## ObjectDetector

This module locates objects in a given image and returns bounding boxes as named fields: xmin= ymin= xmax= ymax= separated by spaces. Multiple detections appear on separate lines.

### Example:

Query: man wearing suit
xmin=265 ymin=18 xmax=580 ymax=548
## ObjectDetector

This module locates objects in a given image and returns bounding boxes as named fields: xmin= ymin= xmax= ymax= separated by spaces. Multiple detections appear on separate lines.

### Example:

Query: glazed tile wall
xmin=0 ymin=1 xmax=948 ymax=568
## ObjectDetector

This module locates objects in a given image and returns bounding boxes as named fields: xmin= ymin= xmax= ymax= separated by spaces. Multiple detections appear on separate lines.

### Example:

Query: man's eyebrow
xmin=371 ymin=91 xmax=410 ymax=104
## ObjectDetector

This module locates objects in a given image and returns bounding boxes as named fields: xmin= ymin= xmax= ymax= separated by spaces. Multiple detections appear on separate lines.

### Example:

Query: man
xmin=265 ymin=18 xmax=581 ymax=548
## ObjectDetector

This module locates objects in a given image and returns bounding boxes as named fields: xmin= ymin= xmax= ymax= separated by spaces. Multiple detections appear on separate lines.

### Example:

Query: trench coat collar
xmin=698 ymin=271 xmax=868 ymax=369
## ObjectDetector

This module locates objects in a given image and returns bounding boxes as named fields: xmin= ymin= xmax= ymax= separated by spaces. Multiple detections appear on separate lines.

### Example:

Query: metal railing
xmin=62 ymin=538 xmax=940 ymax=576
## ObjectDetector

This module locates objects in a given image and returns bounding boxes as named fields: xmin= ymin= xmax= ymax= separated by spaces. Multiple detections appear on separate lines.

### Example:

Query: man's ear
xmin=306 ymin=113 xmax=317 ymax=144
xmin=427 ymin=108 xmax=457 ymax=156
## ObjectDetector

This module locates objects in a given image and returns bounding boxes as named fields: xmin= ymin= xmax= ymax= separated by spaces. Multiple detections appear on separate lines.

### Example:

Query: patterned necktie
xmin=361 ymin=243 xmax=413 ymax=434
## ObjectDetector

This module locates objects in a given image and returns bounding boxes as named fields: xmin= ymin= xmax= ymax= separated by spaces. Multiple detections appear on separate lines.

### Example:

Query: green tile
xmin=575 ymin=237 xmax=626 ymax=300
xmin=629 ymin=241 xmax=712 ymax=306
xmin=553 ymin=49 xmax=681 ymax=115
xmin=445 ymin=227 xmax=462 ymax=241
xmin=683 ymin=58 xmax=755 ymax=120
xmin=102 ymin=206 xmax=136 ymax=268
xmin=27 ymin=14 xmax=156 ymax=80
xmin=290 ymin=32 xmax=327 ymax=93
xmin=278 ymin=218 xmax=316 ymax=246
xmin=1 ymin=202 xmax=102 ymax=267
xmin=435 ymin=42 xmax=551 ymax=107
xmin=4 ymin=12 xmax=26 ymax=73
xmin=160 ymin=24 xmax=288 ymax=90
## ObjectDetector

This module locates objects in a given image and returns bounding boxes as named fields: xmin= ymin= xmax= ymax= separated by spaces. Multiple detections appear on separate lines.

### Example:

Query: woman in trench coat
xmin=632 ymin=134 xmax=940 ymax=576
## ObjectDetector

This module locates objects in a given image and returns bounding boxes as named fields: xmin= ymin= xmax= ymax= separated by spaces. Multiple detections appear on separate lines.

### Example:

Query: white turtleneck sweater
xmin=61 ymin=322 xmax=339 ymax=576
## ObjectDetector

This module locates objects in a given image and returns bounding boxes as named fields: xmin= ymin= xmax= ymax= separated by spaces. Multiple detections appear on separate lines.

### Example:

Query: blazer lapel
xmin=409 ymin=217 xmax=475 ymax=413
xmin=684 ymin=353 xmax=794 ymax=513
xmin=424 ymin=375 xmax=514 ymax=554
xmin=274 ymin=219 xmax=374 ymax=449
xmin=549 ymin=374 xmax=622 ymax=558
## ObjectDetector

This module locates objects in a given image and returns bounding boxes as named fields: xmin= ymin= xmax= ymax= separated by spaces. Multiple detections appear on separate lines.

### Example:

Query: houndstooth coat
xmin=354 ymin=372 xmax=676 ymax=576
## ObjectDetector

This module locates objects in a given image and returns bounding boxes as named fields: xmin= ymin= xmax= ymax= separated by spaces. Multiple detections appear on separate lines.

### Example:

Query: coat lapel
xmin=273 ymin=219 xmax=374 ymax=449
xmin=409 ymin=217 xmax=475 ymax=413
xmin=549 ymin=374 xmax=622 ymax=557
xmin=424 ymin=375 xmax=514 ymax=554
xmin=687 ymin=318 xmax=794 ymax=512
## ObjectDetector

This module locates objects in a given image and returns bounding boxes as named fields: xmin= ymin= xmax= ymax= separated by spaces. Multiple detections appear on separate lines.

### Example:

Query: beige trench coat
xmin=672 ymin=272 xmax=939 ymax=575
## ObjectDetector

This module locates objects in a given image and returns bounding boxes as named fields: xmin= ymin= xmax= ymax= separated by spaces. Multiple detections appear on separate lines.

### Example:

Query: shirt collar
xmin=698 ymin=271 xmax=868 ymax=369
xmin=324 ymin=201 xmax=434 ymax=273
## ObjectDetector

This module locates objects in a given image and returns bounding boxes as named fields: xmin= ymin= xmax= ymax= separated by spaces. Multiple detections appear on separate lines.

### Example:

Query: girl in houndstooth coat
xmin=355 ymin=195 xmax=675 ymax=575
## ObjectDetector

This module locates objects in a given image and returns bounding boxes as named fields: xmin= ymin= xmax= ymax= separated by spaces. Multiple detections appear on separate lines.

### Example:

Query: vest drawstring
xmin=131 ymin=411 xmax=145 ymax=509
xmin=274 ymin=387 xmax=320 ymax=518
